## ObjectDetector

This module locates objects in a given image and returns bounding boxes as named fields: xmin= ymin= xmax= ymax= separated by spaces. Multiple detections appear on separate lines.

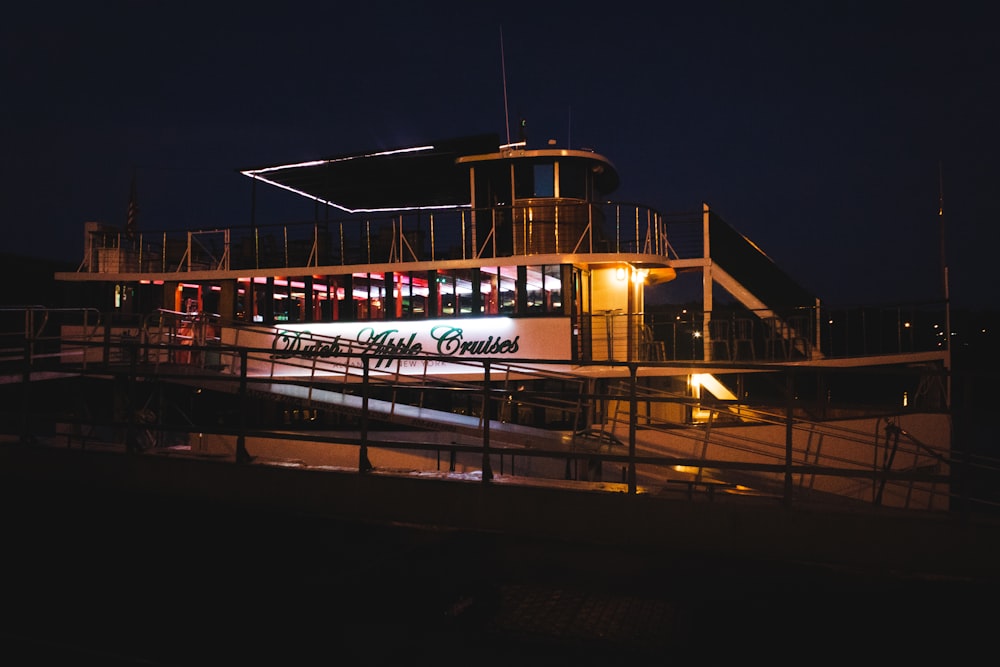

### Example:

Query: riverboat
xmin=8 ymin=131 xmax=956 ymax=517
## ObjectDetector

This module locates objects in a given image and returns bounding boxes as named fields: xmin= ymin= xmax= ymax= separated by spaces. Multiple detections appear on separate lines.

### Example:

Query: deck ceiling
xmin=240 ymin=133 xmax=500 ymax=212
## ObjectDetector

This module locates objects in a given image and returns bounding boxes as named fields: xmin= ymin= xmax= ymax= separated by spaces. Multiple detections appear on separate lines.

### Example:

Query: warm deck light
xmin=616 ymin=266 xmax=627 ymax=281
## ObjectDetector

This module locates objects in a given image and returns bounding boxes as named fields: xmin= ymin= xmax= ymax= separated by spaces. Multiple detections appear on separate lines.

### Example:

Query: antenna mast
xmin=939 ymin=161 xmax=948 ymax=290
xmin=500 ymin=26 xmax=510 ymax=145
xmin=939 ymin=160 xmax=952 ymax=408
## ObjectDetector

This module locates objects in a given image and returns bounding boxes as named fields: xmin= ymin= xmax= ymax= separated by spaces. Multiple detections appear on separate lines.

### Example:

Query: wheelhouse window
xmin=558 ymin=160 xmax=588 ymax=199
xmin=510 ymin=159 xmax=591 ymax=200
xmin=515 ymin=161 xmax=556 ymax=199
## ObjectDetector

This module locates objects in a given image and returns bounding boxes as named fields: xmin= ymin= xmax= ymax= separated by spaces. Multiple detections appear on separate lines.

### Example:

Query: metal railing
xmin=642 ymin=302 xmax=949 ymax=363
xmin=78 ymin=201 xmax=667 ymax=275
xmin=1 ymin=306 xmax=991 ymax=518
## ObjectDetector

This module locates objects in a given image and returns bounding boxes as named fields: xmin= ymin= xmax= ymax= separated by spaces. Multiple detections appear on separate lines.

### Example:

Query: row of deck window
xmin=232 ymin=265 xmax=577 ymax=324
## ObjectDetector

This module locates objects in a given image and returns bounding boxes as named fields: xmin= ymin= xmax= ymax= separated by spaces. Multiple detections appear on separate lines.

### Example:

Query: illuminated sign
xmin=228 ymin=317 xmax=572 ymax=378
xmin=272 ymin=324 xmax=521 ymax=369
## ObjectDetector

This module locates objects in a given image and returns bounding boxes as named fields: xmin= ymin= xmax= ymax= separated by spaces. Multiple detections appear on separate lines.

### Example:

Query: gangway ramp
xmin=265 ymin=381 xmax=575 ymax=449
xmin=165 ymin=369 xmax=576 ymax=451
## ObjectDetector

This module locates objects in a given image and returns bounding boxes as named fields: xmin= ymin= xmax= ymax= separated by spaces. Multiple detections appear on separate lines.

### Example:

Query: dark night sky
xmin=3 ymin=1 xmax=998 ymax=308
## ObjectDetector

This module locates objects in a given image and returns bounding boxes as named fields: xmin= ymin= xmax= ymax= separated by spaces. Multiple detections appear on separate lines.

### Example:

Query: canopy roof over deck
xmin=239 ymin=132 xmax=620 ymax=213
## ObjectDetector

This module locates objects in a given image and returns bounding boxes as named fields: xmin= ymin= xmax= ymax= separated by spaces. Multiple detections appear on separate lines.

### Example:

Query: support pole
xmin=359 ymin=355 xmax=373 ymax=473
xmin=481 ymin=360 xmax=494 ymax=482
xmin=628 ymin=363 xmax=637 ymax=494
xmin=784 ymin=370 xmax=794 ymax=507
xmin=19 ymin=309 xmax=33 ymax=443
xmin=125 ymin=338 xmax=138 ymax=453
xmin=236 ymin=349 xmax=252 ymax=463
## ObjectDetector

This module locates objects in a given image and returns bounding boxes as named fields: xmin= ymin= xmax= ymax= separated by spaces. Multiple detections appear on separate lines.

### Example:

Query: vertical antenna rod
xmin=500 ymin=26 xmax=510 ymax=145
xmin=939 ymin=160 xmax=952 ymax=408
xmin=939 ymin=161 xmax=948 ymax=290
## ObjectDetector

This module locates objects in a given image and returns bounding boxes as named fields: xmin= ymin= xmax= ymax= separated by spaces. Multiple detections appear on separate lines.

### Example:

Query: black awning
xmin=241 ymin=133 xmax=501 ymax=212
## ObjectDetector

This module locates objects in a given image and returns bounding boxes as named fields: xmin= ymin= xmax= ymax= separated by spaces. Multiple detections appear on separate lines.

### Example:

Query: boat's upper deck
xmin=65 ymin=201 xmax=670 ymax=281
xmin=240 ymin=133 xmax=621 ymax=214
xmin=64 ymin=133 xmax=669 ymax=281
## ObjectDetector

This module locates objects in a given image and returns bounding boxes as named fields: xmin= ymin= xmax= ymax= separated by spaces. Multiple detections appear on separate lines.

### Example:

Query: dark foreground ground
xmin=2 ymin=476 xmax=996 ymax=667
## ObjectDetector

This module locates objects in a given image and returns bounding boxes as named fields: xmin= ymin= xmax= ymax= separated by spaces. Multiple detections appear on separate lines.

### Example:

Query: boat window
xmin=303 ymin=267 xmax=565 ymax=321
xmin=315 ymin=275 xmax=351 ymax=321
xmin=525 ymin=264 xmax=563 ymax=314
xmin=559 ymin=160 xmax=588 ymax=200
xmin=312 ymin=276 xmax=341 ymax=321
xmin=251 ymin=278 xmax=270 ymax=323
xmin=396 ymin=271 xmax=429 ymax=318
xmin=435 ymin=269 xmax=476 ymax=316
xmin=546 ymin=265 xmax=563 ymax=310
xmin=235 ymin=281 xmax=247 ymax=321
xmin=534 ymin=163 xmax=555 ymax=197
xmin=482 ymin=269 xmax=499 ymax=314
xmin=473 ymin=162 xmax=512 ymax=207
xmin=499 ymin=268 xmax=517 ymax=315
xmin=514 ymin=161 xmax=555 ymax=199
xmin=481 ymin=266 xmax=518 ymax=315
xmin=353 ymin=272 xmax=386 ymax=320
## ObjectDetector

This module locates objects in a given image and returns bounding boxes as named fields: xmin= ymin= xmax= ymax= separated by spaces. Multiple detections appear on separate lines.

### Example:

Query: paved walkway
xmin=2 ymin=476 xmax=994 ymax=665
